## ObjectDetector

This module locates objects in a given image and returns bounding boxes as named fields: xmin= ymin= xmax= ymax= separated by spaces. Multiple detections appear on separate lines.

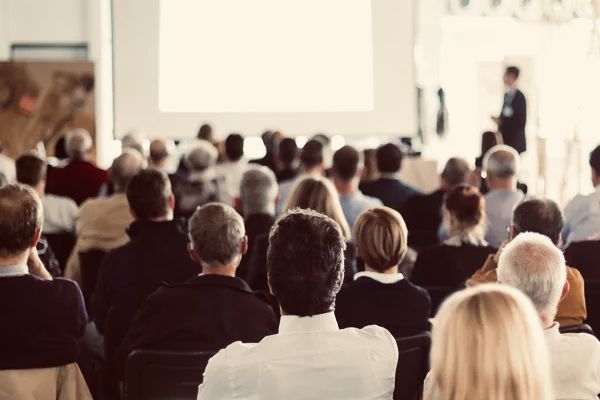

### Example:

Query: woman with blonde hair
xmin=425 ymin=283 xmax=553 ymax=400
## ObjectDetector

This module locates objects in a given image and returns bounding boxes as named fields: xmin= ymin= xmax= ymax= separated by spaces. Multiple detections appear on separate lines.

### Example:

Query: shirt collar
xmin=279 ymin=311 xmax=339 ymax=334
xmin=544 ymin=322 xmax=561 ymax=339
xmin=0 ymin=264 xmax=28 ymax=277
xmin=444 ymin=232 xmax=488 ymax=247
xmin=354 ymin=270 xmax=404 ymax=284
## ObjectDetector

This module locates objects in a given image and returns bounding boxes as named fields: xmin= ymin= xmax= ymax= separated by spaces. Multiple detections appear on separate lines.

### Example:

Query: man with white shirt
xmin=0 ymin=143 xmax=16 ymax=183
xmin=563 ymin=145 xmax=600 ymax=245
xmin=497 ymin=232 xmax=600 ymax=399
xmin=197 ymin=209 xmax=398 ymax=399
xmin=215 ymin=133 xmax=248 ymax=205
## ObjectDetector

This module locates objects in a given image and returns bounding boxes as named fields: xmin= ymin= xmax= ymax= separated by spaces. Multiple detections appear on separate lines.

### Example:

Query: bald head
xmin=0 ymin=184 xmax=42 ymax=258
xmin=65 ymin=128 xmax=93 ymax=160
xmin=110 ymin=150 xmax=144 ymax=193
xmin=149 ymin=139 xmax=170 ymax=167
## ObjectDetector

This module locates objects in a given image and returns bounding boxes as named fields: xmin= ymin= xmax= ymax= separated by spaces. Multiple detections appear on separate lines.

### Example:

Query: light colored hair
xmin=188 ymin=202 xmax=245 ymax=267
xmin=110 ymin=149 xmax=144 ymax=192
xmin=426 ymin=284 xmax=553 ymax=400
xmin=482 ymin=144 xmax=520 ymax=179
xmin=354 ymin=207 xmax=407 ymax=272
xmin=497 ymin=232 xmax=567 ymax=321
xmin=185 ymin=140 xmax=218 ymax=172
xmin=240 ymin=166 xmax=278 ymax=216
xmin=285 ymin=176 xmax=351 ymax=240
xmin=65 ymin=128 xmax=93 ymax=159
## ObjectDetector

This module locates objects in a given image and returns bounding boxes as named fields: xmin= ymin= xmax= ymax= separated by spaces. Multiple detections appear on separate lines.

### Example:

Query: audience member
xmin=117 ymin=202 xmax=277 ymax=368
xmin=277 ymin=139 xmax=324 ymax=214
xmin=235 ymin=166 xmax=278 ymax=280
xmin=411 ymin=185 xmax=496 ymax=287
xmin=46 ymin=129 xmax=108 ymax=205
xmin=332 ymin=145 xmax=382 ymax=228
xmin=359 ymin=142 xmax=421 ymax=212
xmin=197 ymin=209 xmax=398 ymax=399
xmin=197 ymin=123 xmax=215 ymax=144
xmin=215 ymin=133 xmax=248 ymax=205
xmin=497 ymin=232 xmax=600 ymax=399
xmin=402 ymin=157 xmax=470 ymax=249
xmin=563 ymin=144 xmax=600 ymax=245
xmin=64 ymin=150 xmax=143 ymax=284
xmin=0 ymin=142 xmax=15 ymax=183
xmin=121 ymin=132 xmax=146 ymax=157
xmin=0 ymin=184 xmax=87 ymax=369
xmin=275 ymin=137 xmax=299 ymax=182
xmin=481 ymin=145 xmax=524 ymax=247
xmin=148 ymin=138 xmax=171 ymax=171
xmin=468 ymin=198 xmax=587 ymax=327
xmin=250 ymin=130 xmax=278 ymax=172
xmin=93 ymin=169 xmax=199 ymax=367
xmin=424 ymin=284 xmax=552 ymax=400
xmin=360 ymin=148 xmax=378 ymax=182
xmin=335 ymin=207 xmax=430 ymax=337
xmin=247 ymin=176 xmax=356 ymax=291
xmin=16 ymin=154 xmax=78 ymax=234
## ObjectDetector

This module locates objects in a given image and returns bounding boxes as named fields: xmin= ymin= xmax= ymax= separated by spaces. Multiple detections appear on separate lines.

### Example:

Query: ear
xmin=233 ymin=197 xmax=241 ymax=212
xmin=30 ymin=229 xmax=42 ymax=249
xmin=509 ymin=225 xmax=518 ymax=241
xmin=560 ymin=279 xmax=570 ymax=303
xmin=129 ymin=207 xmax=137 ymax=219
xmin=168 ymin=194 xmax=175 ymax=211
xmin=240 ymin=235 xmax=248 ymax=256
xmin=187 ymin=242 xmax=201 ymax=263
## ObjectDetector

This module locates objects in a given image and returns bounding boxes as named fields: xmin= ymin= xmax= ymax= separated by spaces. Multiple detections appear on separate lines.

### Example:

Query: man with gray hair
xmin=64 ymin=150 xmax=144 ymax=284
xmin=482 ymin=144 xmax=524 ymax=247
xmin=47 ymin=128 xmax=108 ymax=205
xmin=497 ymin=232 xmax=600 ymax=399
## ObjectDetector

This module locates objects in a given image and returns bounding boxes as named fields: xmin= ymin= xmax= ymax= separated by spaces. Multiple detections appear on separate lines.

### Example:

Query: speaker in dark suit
xmin=494 ymin=66 xmax=527 ymax=154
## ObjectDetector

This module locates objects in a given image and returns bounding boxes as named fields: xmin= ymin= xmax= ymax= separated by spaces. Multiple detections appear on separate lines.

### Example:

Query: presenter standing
xmin=491 ymin=66 xmax=527 ymax=154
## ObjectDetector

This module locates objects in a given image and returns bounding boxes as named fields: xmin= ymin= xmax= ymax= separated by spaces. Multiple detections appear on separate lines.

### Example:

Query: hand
xmin=27 ymin=248 xmax=52 ymax=280
xmin=490 ymin=116 xmax=500 ymax=125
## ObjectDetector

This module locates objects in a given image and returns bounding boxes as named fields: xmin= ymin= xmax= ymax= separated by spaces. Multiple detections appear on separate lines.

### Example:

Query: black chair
xmin=424 ymin=286 xmax=463 ymax=317
xmin=565 ymin=240 xmax=600 ymax=281
xmin=559 ymin=323 xmax=595 ymax=336
xmin=45 ymin=232 xmax=76 ymax=274
xmin=394 ymin=332 xmax=431 ymax=400
xmin=124 ymin=349 xmax=216 ymax=400
xmin=585 ymin=280 xmax=600 ymax=336
xmin=79 ymin=249 xmax=107 ymax=313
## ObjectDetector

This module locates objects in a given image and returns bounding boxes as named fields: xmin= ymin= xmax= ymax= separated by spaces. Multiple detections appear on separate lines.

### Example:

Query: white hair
xmin=240 ymin=166 xmax=278 ymax=216
xmin=65 ymin=128 xmax=93 ymax=159
xmin=482 ymin=144 xmax=520 ymax=179
xmin=497 ymin=232 xmax=567 ymax=320
xmin=185 ymin=140 xmax=218 ymax=172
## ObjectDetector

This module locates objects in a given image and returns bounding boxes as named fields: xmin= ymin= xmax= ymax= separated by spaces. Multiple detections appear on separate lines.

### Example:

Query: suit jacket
xmin=359 ymin=177 xmax=421 ymax=213
xmin=0 ymin=275 xmax=87 ymax=369
xmin=467 ymin=255 xmax=587 ymax=327
xmin=401 ymin=189 xmax=446 ymax=249
xmin=335 ymin=276 xmax=431 ymax=338
xmin=499 ymin=89 xmax=527 ymax=153
xmin=237 ymin=213 xmax=275 ymax=281
xmin=116 ymin=274 xmax=278 ymax=377
xmin=411 ymin=243 xmax=497 ymax=287
xmin=47 ymin=160 xmax=108 ymax=205
xmin=565 ymin=240 xmax=600 ymax=281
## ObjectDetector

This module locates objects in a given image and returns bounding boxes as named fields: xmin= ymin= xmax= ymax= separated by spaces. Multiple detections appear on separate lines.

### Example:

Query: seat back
xmin=559 ymin=323 xmax=595 ymax=336
xmin=45 ymin=232 xmax=76 ymax=273
xmin=394 ymin=332 xmax=431 ymax=400
xmin=585 ymin=280 xmax=600 ymax=336
xmin=78 ymin=249 xmax=107 ymax=312
xmin=124 ymin=349 xmax=216 ymax=400
xmin=424 ymin=286 xmax=462 ymax=317
xmin=564 ymin=240 xmax=600 ymax=281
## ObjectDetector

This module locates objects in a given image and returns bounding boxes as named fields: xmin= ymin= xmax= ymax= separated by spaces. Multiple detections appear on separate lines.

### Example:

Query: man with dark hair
xmin=216 ymin=133 xmax=248 ymax=205
xmin=360 ymin=142 xmax=421 ymax=213
xmin=250 ymin=130 xmax=280 ymax=172
xmin=93 ymin=169 xmax=198 ymax=369
xmin=197 ymin=209 xmax=398 ymax=399
xmin=117 ymin=203 xmax=277 ymax=376
xmin=491 ymin=65 xmax=527 ymax=154
xmin=563 ymin=144 xmax=600 ymax=245
xmin=332 ymin=146 xmax=381 ymax=228
xmin=275 ymin=137 xmax=299 ymax=182
xmin=0 ymin=184 xmax=87 ymax=369
xmin=468 ymin=197 xmax=586 ymax=327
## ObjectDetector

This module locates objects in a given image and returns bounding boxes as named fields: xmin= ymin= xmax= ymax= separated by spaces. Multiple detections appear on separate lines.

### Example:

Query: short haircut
xmin=354 ymin=207 xmax=408 ymax=272
xmin=332 ymin=145 xmax=361 ymax=181
xmin=481 ymin=131 xmax=499 ymax=157
xmin=65 ymin=128 xmax=93 ymax=159
xmin=498 ymin=232 xmax=567 ymax=319
xmin=482 ymin=144 xmax=519 ymax=179
xmin=445 ymin=184 xmax=484 ymax=228
xmin=240 ymin=166 xmax=278 ymax=216
xmin=126 ymin=169 xmax=172 ymax=220
xmin=376 ymin=143 xmax=403 ymax=174
xmin=110 ymin=149 xmax=144 ymax=192
xmin=188 ymin=202 xmax=245 ymax=266
xmin=278 ymin=138 xmax=298 ymax=165
xmin=16 ymin=154 xmax=46 ymax=187
xmin=225 ymin=134 xmax=244 ymax=162
xmin=590 ymin=145 xmax=600 ymax=175
xmin=121 ymin=133 xmax=146 ymax=156
xmin=441 ymin=157 xmax=470 ymax=187
xmin=267 ymin=209 xmax=346 ymax=316
xmin=512 ymin=198 xmax=563 ymax=245
xmin=0 ymin=184 xmax=43 ymax=257
xmin=197 ymin=124 xmax=213 ymax=142
xmin=149 ymin=139 xmax=169 ymax=164
xmin=299 ymin=139 xmax=324 ymax=169
xmin=185 ymin=140 xmax=218 ymax=172
xmin=505 ymin=66 xmax=520 ymax=79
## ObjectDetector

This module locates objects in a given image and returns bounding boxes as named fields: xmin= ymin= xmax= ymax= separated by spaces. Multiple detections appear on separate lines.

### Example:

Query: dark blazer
xmin=411 ymin=244 xmax=497 ymax=287
xmin=401 ymin=189 xmax=446 ymax=250
xmin=335 ymin=276 xmax=431 ymax=338
xmin=46 ymin=159 xmax=108 ymax=205
xmin=499 ymin=89 xmax=527 ymax=153
xmin=0 ymin=275 xmax=87 ymax=369
xmin=565 ymin=240 xmax=600 ymax=281
xmin=237 ymin=213 xmax=275 ymax=281
xmin=359 ymin=177 xmax=421 ymax=213
xmin=116 ymin=274 xmax=278 ymax=376
xmin=246 ymin=233 xmax=357 ymax=292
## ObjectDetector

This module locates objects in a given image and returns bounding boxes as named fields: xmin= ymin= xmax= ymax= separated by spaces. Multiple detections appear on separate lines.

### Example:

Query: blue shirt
xmin=484 ymin=188 xmax=525 ymax=248
xmin=339 ymin=191 xmax=382 ymax=230
xmin=563 ymin=186 xmax=600 ymax=246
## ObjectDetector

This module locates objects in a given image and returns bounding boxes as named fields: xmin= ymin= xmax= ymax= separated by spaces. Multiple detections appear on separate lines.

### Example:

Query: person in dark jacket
xmin=116 ymin=202 xmax=278 ymax=376
xmin=335 ymin=207 xmax=431 ymax=338
xmin=492 ymin=66 xmax=527 ymax=154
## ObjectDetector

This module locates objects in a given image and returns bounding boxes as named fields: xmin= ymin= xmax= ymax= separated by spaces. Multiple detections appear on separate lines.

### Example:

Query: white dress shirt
xmin=545 ymin=323 xmax=600 ymax=399
xmin=562 ymin=185 xmax=600 ymax=246
xmin=42 ymin=194 xmax=79 ymax=234
xmin=354 ymin=270 xmax=404 ymax=284
xmin=0 ymin=153 xmax=16 ymax=183
xmin=215 ymin=159 xmax=248 ymax=206
xmin=197 ymin=312 xmax=398 ymax=400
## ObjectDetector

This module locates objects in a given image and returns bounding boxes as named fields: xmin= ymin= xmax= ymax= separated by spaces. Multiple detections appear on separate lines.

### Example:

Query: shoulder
xmin=341 ymin=325 xmax=398 ymax=355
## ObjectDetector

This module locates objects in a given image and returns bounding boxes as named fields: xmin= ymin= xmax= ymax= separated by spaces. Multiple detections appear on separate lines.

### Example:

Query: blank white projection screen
xmin=113 ymin=0 xmax=416 ymax=138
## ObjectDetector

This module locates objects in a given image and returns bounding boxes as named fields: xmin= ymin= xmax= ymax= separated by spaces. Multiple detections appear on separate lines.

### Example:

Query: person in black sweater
xmin=335 ymin=206 xmax=431 ymax=338
xmin=0 ymin=184 xmax=87 ymax=369
xmin=411 ymin=184 xmax=496 ymax=288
